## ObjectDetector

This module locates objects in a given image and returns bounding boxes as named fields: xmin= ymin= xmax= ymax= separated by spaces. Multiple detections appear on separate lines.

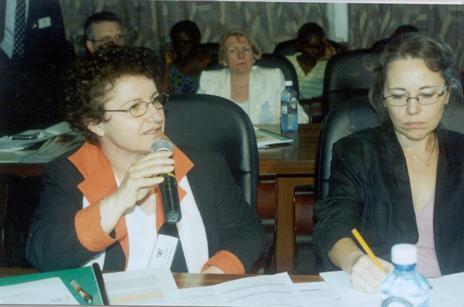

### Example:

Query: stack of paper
xmin=254 ymin=127 xmax=293 ymax=149
xmin=3 ymin=267 xmax=464 ymax=306
xmin=0 ymin=122 xmax=73 ymax=153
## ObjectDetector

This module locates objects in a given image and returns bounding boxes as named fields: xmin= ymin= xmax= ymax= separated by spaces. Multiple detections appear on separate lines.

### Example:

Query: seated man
xmin=285 ymin=22 xmax=337 ymax=100
xmin=84 ymin=11 xmax=125 ymax=54
xmin=25 ymin=46 xmax=266 ymax=273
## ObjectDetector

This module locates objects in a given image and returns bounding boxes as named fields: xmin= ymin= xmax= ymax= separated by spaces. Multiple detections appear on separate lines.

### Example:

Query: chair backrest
xmin=315 ymin=95 xmax=464 ymax=201
xmin=165 ymin=94 xmax=259 ymax=208
xmin=273 ymin=39 xmax=347 ymax=57
xmin=273 ymin=39 xmax=297 ymax=57
xmin=315 ymin=96 xmax=380 ymax=201
xmin=322 ymin=49 xmax=378 ymax=114
xmin=255 ymin=53 xmax=299 ymax=97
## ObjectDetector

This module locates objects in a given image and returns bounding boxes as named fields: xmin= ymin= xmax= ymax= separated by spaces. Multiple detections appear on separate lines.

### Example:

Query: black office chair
xmin=315 ymin=96 xmax=380 ymax=202
xmin=165 ymin=94 xmax=259 ymax=209
xmin=273 ymin=39 xmax=345 ymax=57
xmin=273 ymin=39 xmax=297 ymax=56
xmin=165 ymin=94 xmax=276 ymax=272
xmin=322 ymin=49 xmax=379 ymax=115
xmin=256 ymin=53 xmax=299 ymax=97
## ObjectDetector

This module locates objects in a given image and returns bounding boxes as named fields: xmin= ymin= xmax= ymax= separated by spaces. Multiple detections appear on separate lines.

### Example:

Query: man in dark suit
xmin=0 ymin=0 xmax=75 ymax=136
xmin=0 ymin=0 xmax=75 ymax=267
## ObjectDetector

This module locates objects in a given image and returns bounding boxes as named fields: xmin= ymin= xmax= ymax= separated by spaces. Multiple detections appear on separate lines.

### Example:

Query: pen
xmin=351 ymin=228 xmax=386 ymax=273
xmin=70 ymin=279 xmax=93 ymax=304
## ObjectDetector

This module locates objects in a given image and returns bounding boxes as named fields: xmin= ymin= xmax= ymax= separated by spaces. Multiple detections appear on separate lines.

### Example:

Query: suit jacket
xmin=198 ymin=66 xmax=309 ymax=124
xmin=25 ymin=145 xmax=265 ymax=272
xmin=0 ymin=0 xmax=75 ymax=135
xmin=313 ymin=124 xmax=464 ymax=274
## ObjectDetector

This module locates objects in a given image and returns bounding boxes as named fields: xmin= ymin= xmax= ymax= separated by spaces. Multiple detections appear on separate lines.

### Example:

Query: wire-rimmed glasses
xmin=384 ymin=85 xmax=447 ymax=106
xmin=105 ymin=94 xmax=169 ymax=118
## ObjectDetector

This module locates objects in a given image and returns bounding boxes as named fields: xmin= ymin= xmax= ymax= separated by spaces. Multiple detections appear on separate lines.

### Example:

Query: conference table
xmin=258 ymin=123 xmax=319 ymax=272
xmin=0 ymin=123 xmax=320 ymax=273
xmin=0 ymin=267 xmax=320 ymax=287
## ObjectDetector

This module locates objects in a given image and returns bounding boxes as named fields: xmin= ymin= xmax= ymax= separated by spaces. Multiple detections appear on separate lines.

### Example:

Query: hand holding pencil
xmin=349 ymin=228 xmax=393 ymax=293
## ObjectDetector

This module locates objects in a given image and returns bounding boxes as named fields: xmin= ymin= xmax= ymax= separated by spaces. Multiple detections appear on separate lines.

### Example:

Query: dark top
xmin=0 ymin=0 xmax=75 ymax=135
xmin=313 ymin=124 xmax=464 ymax=274
xmin=25 ymin=146 xmax=265 ymax=272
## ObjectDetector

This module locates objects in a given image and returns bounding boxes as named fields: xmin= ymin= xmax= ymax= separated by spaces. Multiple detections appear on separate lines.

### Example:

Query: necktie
xmin=159 ymin=223 xmax=188 ymax=272
xmin=13 ymin=0 xmax=26 ymax=58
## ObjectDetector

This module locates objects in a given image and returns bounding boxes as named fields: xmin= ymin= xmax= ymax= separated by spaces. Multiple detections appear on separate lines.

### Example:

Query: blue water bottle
xmin=380 ymin=244 xmax=430 ymax=307
xmin=280 ymin=81 xmax=298 ymax=132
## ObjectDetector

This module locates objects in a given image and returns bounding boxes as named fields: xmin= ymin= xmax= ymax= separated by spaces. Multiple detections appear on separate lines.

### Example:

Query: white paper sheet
xmin=428 ymin=271 xmax=464 ymax=307
xmin=180 ymin=272 xmax=306 ymax=306
xmin=321 ymin=270 xmax=464 ymax=307
xmin=320 ymin=271 xmax=379 ymax=307
xmin=103 ymin=268 xmax=180 ymax=305
xmin=0 ymin=277 xmax=79 ymax=305
xmin=295 ymin=281 xmax=345 ymax=306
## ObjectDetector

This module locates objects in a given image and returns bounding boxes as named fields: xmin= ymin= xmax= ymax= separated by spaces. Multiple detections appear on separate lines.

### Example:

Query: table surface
xmin=0 ymin=124 xmax=320 ymax=176
xmin=258 ymin=124 xmax=319 ymax=175
xmin=0 ymin=267 xmax=321 ymax=288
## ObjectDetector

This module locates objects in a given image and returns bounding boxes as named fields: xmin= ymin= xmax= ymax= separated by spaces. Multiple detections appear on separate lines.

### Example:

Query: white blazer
xmin=198 ymin=66 xmax=309 ymax=124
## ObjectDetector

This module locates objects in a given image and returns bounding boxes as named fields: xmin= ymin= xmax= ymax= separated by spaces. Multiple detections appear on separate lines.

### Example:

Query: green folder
xmin=0 ymin=263 xmax=108 ymax=305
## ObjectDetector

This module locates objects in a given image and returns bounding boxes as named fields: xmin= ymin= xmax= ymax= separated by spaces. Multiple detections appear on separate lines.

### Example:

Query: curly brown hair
xmin=64 ymin=46 xmax=160 ymax=144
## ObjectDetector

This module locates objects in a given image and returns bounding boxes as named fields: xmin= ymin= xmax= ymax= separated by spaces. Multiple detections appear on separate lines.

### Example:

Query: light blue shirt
xmin=1 ymin=0 xmax=30 ymax=58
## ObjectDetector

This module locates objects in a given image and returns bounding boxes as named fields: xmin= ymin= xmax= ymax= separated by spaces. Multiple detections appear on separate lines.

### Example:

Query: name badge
xmin=38 ymin=17 xmax=52 ymax=29
xmin=148 ymin=234 xmax=178 ymax=269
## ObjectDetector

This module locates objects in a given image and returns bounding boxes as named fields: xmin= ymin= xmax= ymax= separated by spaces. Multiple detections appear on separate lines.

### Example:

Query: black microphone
xmin=151 ymin=138 xmax=182 ymax=224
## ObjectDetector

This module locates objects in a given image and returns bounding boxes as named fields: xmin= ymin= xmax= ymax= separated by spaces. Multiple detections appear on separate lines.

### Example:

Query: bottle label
xmin=281 ymin=105 xmax=288 ymax=115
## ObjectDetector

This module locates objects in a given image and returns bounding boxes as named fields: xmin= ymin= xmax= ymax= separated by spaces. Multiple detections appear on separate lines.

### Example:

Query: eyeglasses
xmin=227 ymin=47 xmax=252 ymax=55
xmin=384 ymin=85 xmax=447 ymax=106
xmin=92 ymin=34 xmax=125 ymax=45
xmin=105 ymin=94 xmax=169 ymax=118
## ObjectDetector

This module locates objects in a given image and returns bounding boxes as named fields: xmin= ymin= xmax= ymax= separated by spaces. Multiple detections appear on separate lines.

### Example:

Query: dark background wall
xmin=59 ymin=1 xmax=464 ymax=67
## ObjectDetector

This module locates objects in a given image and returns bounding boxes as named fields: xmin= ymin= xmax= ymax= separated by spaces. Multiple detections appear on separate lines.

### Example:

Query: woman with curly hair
xmin=25 ymin=46 xmax=265 ymax=273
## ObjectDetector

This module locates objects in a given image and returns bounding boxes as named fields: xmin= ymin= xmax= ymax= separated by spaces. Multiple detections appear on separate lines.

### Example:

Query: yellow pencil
xmin=351 ymin=228 xmax=386 ymax=273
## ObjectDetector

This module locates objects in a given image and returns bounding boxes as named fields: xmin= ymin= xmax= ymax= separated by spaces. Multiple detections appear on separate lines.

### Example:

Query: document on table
xmin=294 ymin=281 xmax=345 ymax=306
xmin=0 ymin=277 xmax=79 ymax=305
xmin=103 ymin=268 xmax=180 ymax=305
xmin=254 ymin=127 xmax=293 ymax=148
xmin=320 ymin=271 xmax=379 ymax=307
xmin=428 ymin=271 xmax=464 ymax=307
xmin=321 ymin=270 xmax=464 ymax=307
xmin=0 ymin=121 xmax=73 ymax=152
xmin=179 ymin=272 xmax=340 ymax=306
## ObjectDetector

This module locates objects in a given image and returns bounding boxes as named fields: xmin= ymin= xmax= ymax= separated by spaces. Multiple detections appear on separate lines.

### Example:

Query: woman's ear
xmin=444 ymin=90 xmax=451 ymax=105
xmin=86 ymin=120 xmax=105 ymax=137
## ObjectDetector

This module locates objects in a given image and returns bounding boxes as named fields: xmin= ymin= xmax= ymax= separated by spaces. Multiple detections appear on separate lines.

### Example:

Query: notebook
xmin=254 ymin=127 xmax=294 ymax=148
xmin=0 ymin=263 xmax=108 ymax=305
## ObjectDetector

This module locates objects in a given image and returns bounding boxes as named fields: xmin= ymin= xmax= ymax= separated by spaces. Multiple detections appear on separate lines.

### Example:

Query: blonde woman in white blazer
xmin=197 ymin=30 xmax=309 ymax=125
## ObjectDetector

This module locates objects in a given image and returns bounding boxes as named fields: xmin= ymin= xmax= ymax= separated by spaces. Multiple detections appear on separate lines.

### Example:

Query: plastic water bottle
xmin=380 ymin=244 xmax=430 ymax=307
xmin=259 ymin=101 xmax=274 ymax=124
xmin=280 ymin=81 xmax=298 ymax=132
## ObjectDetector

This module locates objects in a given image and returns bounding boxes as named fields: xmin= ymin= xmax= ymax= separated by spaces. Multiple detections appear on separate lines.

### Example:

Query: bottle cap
xmin=391 ymin=244 xmax=417 ymax=265
xmin=285 ymin=80 xmax=293 ymax=87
